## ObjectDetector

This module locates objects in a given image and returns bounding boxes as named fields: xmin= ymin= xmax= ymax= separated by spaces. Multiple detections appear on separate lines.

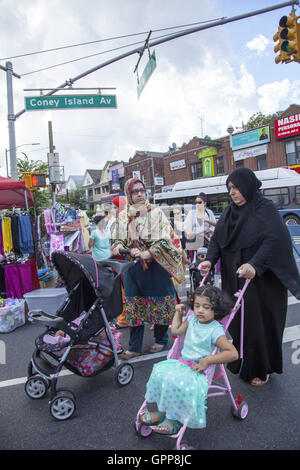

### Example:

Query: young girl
xmin=140 ymin=285 xmax=238 ymax=434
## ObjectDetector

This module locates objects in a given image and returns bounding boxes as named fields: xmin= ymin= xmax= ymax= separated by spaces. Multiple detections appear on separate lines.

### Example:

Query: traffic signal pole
xmin=14 ymin=0 xmax=299 ymax=122
xmin=2 ymin=0 xmax=299 ymax=178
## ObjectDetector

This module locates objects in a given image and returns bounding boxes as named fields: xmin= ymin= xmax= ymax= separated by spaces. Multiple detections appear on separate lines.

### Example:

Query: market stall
xmin=0 ymin=176 xmax=38 ymax=332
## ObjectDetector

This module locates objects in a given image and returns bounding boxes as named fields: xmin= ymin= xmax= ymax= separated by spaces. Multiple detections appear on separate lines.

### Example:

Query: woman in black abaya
xmin=200 ymin=167 xmax=300 ymax=386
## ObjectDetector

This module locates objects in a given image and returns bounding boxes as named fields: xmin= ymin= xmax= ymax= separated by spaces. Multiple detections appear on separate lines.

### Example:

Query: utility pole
xmin=6 ymin=61 xmax=19 ymax=180
xmin=48 ymin=121 xmax=56 ymax=207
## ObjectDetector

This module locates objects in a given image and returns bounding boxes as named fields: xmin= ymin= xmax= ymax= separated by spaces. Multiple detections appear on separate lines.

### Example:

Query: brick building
xmin=163 ymin=136 xmax=231 ymax=187
xmin=124 ymin=150 xmax=165 ymax=199
xmin=230 ymin=104 xmax=300 ymax=173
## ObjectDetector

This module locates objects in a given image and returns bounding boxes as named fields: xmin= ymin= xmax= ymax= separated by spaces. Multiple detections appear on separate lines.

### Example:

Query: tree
xmin=244 ymin=111 xmax=283 ymax=131
xmin=17 ymin=153 xmax=51 ymax=215
xmin=17 ymin=152 xmax=48 ymax=177
xmin=67 ymin=188 xmax=87 ymax=209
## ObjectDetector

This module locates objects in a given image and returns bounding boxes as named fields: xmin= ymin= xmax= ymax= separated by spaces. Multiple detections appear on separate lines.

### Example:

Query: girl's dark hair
xmin=189 ymin=285 xmax=234 ymax=321
xmin=94 ymin=215 xmax=105 ymax=225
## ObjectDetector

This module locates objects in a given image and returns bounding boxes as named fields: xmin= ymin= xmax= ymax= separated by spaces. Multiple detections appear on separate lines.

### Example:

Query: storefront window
xmin=285 ymin=139 xmax=300 ymax=165
xmin=190 ymin=161 xmax=203 ymax=180
xmin=215 ymin=156 xmax=224 ymax=174
xmin=256 ymin=154 xmax=267 ymax=170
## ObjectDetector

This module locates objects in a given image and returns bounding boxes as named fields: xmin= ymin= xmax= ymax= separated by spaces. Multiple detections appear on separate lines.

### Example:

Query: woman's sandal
xmin=250 ymin=374 xmax=270 ymax=386
xmin=149 ymin=343 xmax=164 ymax=353
xmin=140 ymin=410 xmax=165 ymax=426
xmin=151 ymin=419 xmax=181 ymax=435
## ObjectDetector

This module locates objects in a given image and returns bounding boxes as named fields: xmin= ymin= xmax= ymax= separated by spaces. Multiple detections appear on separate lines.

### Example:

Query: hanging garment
xmin=18 ymin=216 xmax=34 ymax=254
xmin=2 ymin=217 xmax=13 ymax=254
xmin=4 ymin=264 xmax=23 ymax=298
xmin=43 ymin=209 xmax=56 ymax=234
xmin=0 ymin=220 xmax=4 ymax=256
xmin=10 ymin=215 xmax=21 ymax=254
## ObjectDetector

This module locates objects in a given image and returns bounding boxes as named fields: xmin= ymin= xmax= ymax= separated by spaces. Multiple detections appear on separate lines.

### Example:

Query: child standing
xmin=140 ymin=285 xmax=238 ymax=434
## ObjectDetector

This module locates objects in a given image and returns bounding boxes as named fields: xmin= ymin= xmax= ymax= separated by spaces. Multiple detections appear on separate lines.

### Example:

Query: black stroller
xmin=25 ymin=250 xmax=137 ymax=421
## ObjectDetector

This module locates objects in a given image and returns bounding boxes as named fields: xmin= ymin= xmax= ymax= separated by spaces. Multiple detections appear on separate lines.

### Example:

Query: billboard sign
xmin=231 ymin=126 xmax=270 ymax=150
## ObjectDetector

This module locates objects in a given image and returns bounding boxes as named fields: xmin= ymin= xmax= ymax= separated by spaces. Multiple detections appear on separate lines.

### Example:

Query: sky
xmin=1 ymin=0 xmax=300 ymax=180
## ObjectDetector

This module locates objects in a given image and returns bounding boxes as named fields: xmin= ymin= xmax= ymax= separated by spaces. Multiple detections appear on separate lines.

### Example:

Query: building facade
xmin=124 ymin=150 xmax=165 ymax=200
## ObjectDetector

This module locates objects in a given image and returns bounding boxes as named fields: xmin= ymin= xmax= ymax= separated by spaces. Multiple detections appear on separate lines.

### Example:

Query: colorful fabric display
xmin=2 ymin=217 xmax=13 ymax=254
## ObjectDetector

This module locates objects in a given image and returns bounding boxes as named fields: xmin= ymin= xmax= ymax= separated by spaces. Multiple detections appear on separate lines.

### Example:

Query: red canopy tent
xmin=0 ymin=176 xmax=34 ymax=210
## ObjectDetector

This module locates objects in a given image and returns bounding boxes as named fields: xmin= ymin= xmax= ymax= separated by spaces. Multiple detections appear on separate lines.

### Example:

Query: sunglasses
xmin=131 ymin=188 xmax=146 ymax=195
xmin=195 ymin=201 xmax=203 ymax=204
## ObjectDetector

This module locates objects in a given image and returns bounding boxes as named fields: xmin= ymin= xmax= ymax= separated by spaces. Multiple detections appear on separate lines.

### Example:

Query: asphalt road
xmin=0 ymin=296 xmax=299 ymax=453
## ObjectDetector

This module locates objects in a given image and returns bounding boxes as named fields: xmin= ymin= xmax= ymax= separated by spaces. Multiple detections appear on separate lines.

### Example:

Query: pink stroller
xmin=135 ymin=277 xmax=250 ymax=450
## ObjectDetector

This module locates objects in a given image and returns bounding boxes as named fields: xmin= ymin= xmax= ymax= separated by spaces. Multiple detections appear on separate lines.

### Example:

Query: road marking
xmin=0 ymin=369 xmax=73 ymax=389
xmin=283 ymin=325 xmax=300 ymax=343
xmin=288 ymin=296 xmax=300 ymax=306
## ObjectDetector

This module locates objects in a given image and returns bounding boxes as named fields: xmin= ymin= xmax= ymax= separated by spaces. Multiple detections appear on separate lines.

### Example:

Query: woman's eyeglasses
xmin=131 ymin=188 xmax=146 ymax=195
xmin=195 ymin=201 xmax=203 ymax=205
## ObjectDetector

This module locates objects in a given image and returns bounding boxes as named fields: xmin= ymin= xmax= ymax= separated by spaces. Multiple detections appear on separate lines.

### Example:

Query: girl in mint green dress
xmin=142 ymin=285 xmax=238 ymax=434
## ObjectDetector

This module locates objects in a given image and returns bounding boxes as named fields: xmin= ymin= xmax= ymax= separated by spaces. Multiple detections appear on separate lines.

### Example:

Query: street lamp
xmin=5 ymin=142 xmax=40 ymax=178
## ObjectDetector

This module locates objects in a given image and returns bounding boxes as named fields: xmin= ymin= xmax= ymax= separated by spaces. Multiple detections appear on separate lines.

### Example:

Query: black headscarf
xmin=215 ymin=168 xmax=262 ymax=250
xmin=210 ymin=168 xmax=300 ymax=299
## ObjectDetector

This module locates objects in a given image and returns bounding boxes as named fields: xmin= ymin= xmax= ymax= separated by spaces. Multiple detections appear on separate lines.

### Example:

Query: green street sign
xmin=25 ymin=94 xmax=117 ymax=111
xmin=137 ymin=51 xmax=157 ymax=98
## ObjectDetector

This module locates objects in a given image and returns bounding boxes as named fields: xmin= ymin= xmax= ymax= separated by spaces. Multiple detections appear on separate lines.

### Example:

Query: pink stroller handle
xmin=231 ymin=278 xmax=251 ymax=360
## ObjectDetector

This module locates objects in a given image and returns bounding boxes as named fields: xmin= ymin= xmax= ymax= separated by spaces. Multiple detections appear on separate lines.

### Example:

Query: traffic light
xmin=31 ymin=173 xmax=46 ymax=189
xmin=22 ymin=172 xmax=47 ymax=190
xmin=274 ymin=12 xmax=300 ymax=64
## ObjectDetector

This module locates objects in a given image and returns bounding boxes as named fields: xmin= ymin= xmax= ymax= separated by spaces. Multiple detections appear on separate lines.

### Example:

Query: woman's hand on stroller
xmin=112 ymin=244 xmax=124 ymax=256
xmin=130 ymin=248 xmax=152 ymax=260
xmin=236 ymin=263 xmax=256 ymax=279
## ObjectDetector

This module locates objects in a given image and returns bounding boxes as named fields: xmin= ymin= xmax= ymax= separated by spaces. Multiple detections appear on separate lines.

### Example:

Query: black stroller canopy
xmin=51 ymin=251 xmax=116 ymax=298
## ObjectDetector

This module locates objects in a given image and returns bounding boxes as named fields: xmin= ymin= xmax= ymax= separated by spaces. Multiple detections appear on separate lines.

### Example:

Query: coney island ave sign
xmin=25 ymin=94 xmax=117 ymax=110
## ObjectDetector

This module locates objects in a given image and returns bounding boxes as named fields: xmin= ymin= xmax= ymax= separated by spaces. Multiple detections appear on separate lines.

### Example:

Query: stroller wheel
xmin=25 ymin=375 xmax=49 ymax=399
xmin=136 ymin=421 xmax=153 ymax=438
xmin=49 ymin=390 xmax=76 ymax=421
xmin=232 ymin=401 xmax=249 ymax=420
xmin=174 ymin=443 xmax=195 ymax=450
xmin=115 ymin=362 xmax=134 ymax=386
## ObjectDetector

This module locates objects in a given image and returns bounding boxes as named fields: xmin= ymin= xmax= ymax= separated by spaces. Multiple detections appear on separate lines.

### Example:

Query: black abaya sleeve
xmin=249 ymin=199 xmax=300 ymax=299
xmin=206 ymin=232 xmax=221 ymax=268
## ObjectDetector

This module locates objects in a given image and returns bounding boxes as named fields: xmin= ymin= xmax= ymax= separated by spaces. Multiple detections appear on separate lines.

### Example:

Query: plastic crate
xmin=0 ymin=299 xmax=25 ymax=333
xmin=23 ymin=288 xmax=68 ymax=315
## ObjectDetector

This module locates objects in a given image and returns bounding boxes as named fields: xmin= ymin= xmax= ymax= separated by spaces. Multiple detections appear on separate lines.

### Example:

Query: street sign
xmin=24 ymin=94 xmax=117 ymax=111
xmin=137 ymin=51 xmax=157 ymax=98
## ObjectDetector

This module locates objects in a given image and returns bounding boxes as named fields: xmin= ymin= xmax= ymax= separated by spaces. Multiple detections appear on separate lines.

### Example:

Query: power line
xmin=0 ymin=18 xmax=225 ymax=62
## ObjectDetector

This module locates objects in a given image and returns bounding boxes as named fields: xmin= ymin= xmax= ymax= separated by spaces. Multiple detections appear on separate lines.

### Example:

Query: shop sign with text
xmin=275 ymin=113 xmax=300 ymax=139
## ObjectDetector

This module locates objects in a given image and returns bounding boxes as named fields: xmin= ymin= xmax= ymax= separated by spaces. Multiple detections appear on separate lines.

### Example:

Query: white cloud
xmin=246 ymin=34 xmax=270 ymax=55
xmin=257 ymin=79 xmax=292 ymax=113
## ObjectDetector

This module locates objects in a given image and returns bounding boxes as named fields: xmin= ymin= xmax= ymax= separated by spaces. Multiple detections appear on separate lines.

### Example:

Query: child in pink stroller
xmin=135 ymin=280 xmax=250 ymax=450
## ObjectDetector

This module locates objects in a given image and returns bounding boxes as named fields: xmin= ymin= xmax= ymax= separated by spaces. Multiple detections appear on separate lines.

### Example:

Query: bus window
xmin=207 ymin=193 xmax=230 ymax=215
xmin=263 ymin=187 xmax=290 ymax=208
xmin=295 ymin=186 xmax=300 ymax=205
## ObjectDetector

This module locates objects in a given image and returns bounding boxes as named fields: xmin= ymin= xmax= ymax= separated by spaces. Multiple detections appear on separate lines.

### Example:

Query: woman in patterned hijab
xmin=111 ymin=178 xmax=184 ymax=359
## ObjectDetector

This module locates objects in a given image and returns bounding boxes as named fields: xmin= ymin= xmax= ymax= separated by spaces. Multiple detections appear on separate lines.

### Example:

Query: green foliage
xmin=67 ymin=188 xmax=87 ymax=209
xmin=17 ymin=152 xmax=48 ymax=177
xmin=244 ymin=111 xmax=283 ymax=130
xmin=30 ymin=189 xmax=52 ymax=216
xmin=17 ymin=152 xmax=51 ymax=215
xmin=86 ymin=210 xmax=96 ymax=219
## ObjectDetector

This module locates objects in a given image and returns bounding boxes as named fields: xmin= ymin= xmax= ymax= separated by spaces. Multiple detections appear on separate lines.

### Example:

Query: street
xmin=0 ymin=272 xmax=300 ymax=452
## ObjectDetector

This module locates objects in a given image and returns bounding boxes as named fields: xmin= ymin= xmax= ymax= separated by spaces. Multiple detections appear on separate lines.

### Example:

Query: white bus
xmin=154 ymin=167 xmax=300 ymax=225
